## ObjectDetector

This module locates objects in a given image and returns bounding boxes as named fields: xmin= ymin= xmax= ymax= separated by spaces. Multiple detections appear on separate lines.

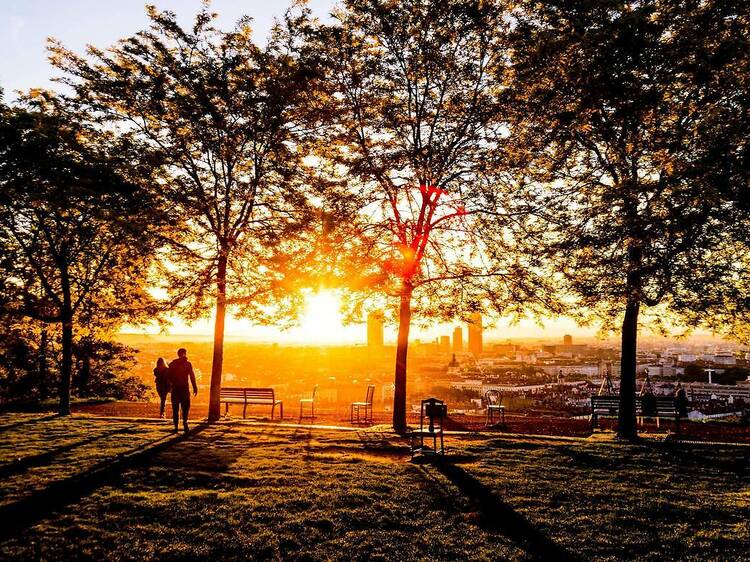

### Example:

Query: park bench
xmin=591 ymin=395 xmax=683 ymax=434
xmin=220 ymin=387 xmax=283 ymax=420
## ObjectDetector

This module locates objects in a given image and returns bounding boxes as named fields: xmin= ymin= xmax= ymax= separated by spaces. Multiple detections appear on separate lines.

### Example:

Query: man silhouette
xmin=168 ymin=348 xmax=198 ymax=433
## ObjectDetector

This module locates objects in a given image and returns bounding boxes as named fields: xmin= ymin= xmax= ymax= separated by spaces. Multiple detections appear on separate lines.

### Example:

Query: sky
xmin=0 ymin=1 xmax=709 ymax=344
xmin=0 ymin=0 xmax=336 ymax=98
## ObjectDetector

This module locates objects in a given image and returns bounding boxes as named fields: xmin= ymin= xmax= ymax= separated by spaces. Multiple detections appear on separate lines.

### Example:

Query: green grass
xmin=0 ymin=414 xmax=747 ymax=561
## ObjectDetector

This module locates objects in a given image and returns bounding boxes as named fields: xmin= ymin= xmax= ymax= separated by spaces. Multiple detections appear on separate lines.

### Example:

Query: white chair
xmin=299 ymin=384 xmax=318 ymax=419
xmin=485 ymin=389 xmax=505 ymax=425
xmin=350 ymin=385 xmax=375 ymax=424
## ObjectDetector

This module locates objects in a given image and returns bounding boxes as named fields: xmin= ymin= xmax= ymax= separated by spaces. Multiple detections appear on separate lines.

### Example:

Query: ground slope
xmin=0 ymin=414 xmax=747 ymax=561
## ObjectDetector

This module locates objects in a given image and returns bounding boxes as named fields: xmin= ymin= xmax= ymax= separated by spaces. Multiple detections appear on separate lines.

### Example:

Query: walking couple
xmin=153 ymin=348 xmax=198 ymax=433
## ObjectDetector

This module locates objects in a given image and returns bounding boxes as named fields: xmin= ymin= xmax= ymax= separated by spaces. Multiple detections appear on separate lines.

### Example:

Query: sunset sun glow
xmin=296 ymin=290 xmax=346 ymax=343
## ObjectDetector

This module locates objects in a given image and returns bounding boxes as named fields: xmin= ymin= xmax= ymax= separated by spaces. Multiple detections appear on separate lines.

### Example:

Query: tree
xmin=0 ymin=315 xmax=46 ymax=404
xmin=509 ymin=0 xmax=750 ymax=439
xmin=73 ymin=338 xmax=148 ymax=400
xmin=315 ymin=0 xmax=557 ymax=431
xmin=0 ymin=95 xmax=161 ymax=415
xmin=50 ymin=5 xmax=322 ymax=421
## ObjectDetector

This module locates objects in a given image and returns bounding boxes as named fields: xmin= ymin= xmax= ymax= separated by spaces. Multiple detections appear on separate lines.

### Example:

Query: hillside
xmin=0 ymin=414 xmax=747 ymax=560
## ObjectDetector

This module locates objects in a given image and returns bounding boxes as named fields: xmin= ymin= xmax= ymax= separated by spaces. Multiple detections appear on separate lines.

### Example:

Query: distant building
xmin=468 ymin=313 xmax=483 ymax=356
xmin=563 ymin=334 xmax=573 ymax=346
xmin=452 ymin=327 xmax=463 ymax=352
xmin=367 ymin=312 xmax=384 ymax=348
xmin=686 ymin=382 xmax=750 ymax=402
xmin=637 ymin=364 xmax=663 ymax=377
xmin=381 ymin=383 xmax=395 ymax=403
xmin=714 ymin=353 xmax=736 ymax=366
xmin=493 ymin=342 xmax=517 ymax=355
xmin=440 ymin=335 xmax=451 ymax=353
xmin=540 ymin=364 xmax=599 ymax=378
xmin=515 ymin=352 xmax=537 ymax=364
xmin=542 ymin=343 xmax=588 ymax=356
xmin=450 ymin=379 xmax=483 ymax=392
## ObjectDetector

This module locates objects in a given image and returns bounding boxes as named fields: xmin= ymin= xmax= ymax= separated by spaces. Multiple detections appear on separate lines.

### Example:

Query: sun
xmin=304 ymin=290 xmax=341 ymax=329
xmin=296 ymin=289 xmax=351 ymax=343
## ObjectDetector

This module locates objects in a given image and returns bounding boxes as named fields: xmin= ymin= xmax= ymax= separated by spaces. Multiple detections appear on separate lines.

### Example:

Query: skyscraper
xmin=367 ymin=312 xmax=384 ymax=348
xmin=468 ymin=313 xmax=483 ymax=356
xmin=452 ymin=326 xmax=463 ymax=352
xmin=440 ymin=335 xmax=450 ymax=352
xmin=563 ymin=334 xmax=573 ymax=346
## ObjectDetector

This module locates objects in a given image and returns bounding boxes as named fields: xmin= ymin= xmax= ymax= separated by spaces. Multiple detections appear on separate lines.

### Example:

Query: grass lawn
xmin=0 ymin=414 xmax=747 ymax=561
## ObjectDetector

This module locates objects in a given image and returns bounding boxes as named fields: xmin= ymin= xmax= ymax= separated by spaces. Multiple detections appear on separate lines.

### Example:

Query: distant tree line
xmin=0 ymin=0 xmax=748 ymax=439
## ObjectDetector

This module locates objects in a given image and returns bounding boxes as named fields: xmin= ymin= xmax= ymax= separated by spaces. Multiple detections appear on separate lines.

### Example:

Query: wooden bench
xmin=591 ymin=395 xmax=682 ymax=434
xmin=220 ymin=387 xmax=283 ymax=420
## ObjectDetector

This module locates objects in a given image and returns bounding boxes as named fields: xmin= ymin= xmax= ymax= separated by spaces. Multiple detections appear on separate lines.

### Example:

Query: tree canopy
xmin=0 ymin=94 xmax=162 ymax=413
xmin=50 ymin=5 xmax=324 ymax=420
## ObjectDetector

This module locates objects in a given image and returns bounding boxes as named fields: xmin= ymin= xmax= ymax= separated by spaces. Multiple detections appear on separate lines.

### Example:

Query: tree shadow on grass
xmin=423 ymin=456 xmax=580 ymax=562
xmin=0 ymin=422 xmax=211 ymax=541
xmin=0 ymin=414 xmax=59 ymax=435
xmin=555 ymin=446 xmax=629 ymax=471
xmin=642 ymin=441 xmax=749 ymax=479
xmin=155 ymin=425 xmax=248 ymax=473
xmin=0 ymin=425 xmax=140 ymax=478
xmin=357 ymin=430 xmax=411 ymax=456
xmin=540 ymin=439 xmax=749 ymax=481
xmin=482 ymin=439 xmax=550 ymax=452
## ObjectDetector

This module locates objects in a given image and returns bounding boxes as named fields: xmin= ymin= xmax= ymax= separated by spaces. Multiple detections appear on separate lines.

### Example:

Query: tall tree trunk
xmin=392 ymin=280 xmax=413 ymax=433
xmin=208 ymin=251 xmax=228 ymax=422
xmin=618 ymin=244 xmax=642 ymax=440
xmin=39 ymin=326 xmax=48 ymax=399
xmin=59 ymin=317 xmax=73 ymax=416
xmin=617 ymin=298 xmax=639 ymax=440
xmin=59 ymin=268 xmax=73 ymax=416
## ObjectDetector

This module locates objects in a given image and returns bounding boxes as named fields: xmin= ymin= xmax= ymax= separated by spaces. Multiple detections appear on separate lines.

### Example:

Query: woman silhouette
xmin=153 ymin=358 xmax=171 ymax=418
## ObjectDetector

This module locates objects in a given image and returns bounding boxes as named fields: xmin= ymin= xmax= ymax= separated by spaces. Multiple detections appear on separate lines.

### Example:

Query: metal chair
xmin=350 ymin=384 xmax=375 ymax=424
xmin=485 ymin=389 xmax=505 ymax=426
xmin=410 ymin=398 xmax=446 ymax=456
xmin=299 ymin=384 xmax=318 ymax=420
